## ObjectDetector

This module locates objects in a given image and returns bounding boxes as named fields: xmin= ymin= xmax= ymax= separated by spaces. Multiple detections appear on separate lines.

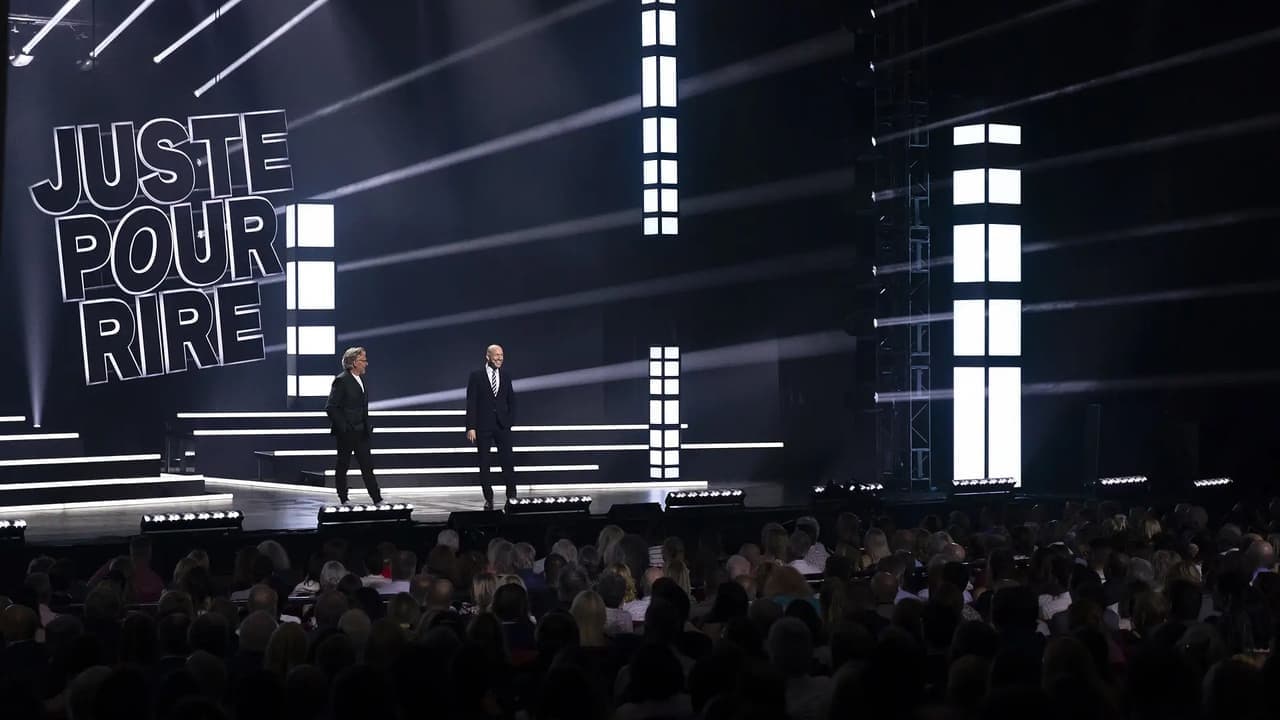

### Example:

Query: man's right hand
xmin=466 ymin=429 xmax=476 ymax=444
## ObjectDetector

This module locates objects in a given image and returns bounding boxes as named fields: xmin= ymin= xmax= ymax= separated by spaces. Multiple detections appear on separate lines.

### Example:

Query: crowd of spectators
xmin=2 ymin=498 xmax=1280 ymax=720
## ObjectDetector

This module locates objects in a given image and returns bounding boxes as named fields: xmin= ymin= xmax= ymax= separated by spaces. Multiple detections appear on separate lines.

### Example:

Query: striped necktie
xmin=490 ymin=368 xmax=499 ymax=396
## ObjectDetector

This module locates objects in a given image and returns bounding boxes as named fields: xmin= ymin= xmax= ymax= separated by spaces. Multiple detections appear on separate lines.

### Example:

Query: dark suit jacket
xmin=466 ymin=366 xmax=517 ymax=433
xmin=325 ymin=371 xmax=370 ymax=436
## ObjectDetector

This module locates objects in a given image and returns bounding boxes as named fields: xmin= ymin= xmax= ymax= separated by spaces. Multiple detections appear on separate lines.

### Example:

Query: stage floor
xmin=18 ymin=478 xmax=797 ymax=545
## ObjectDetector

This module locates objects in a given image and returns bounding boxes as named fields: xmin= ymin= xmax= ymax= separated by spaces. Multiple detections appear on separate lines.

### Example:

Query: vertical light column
xmin=641 ymin=0 xmax=678 ymax=236
xmin=284 ymin=203 xmax=337 ymax=405
xmin=951 ymin=123 xmax=1022 ymax=486
xmin=649 ymin=346 xmax=680 ymax=479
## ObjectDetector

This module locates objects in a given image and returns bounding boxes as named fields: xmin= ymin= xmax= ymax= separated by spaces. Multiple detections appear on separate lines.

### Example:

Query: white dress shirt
xmin=486 ymin=365 xmax=499 ymax=393
xmin=353 ymin=372 xmax=364 ymax=393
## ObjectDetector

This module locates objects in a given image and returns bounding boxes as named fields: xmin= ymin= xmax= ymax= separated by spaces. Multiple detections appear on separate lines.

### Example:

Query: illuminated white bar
xmin=952 ymin=169 xmax=985 ymax=204
xmin=194 ymin=424 xmax=687 ymax=436
xmin=953 ymin=368 xmax=986 ymax=482
xmin=987 ymin=124 xmax=1022 ymax=145
xmin=988 ymin=169 xmax=1021 ymax=205
xmin=194 ymin=0 xmax=330 ymax=97
xmin=953 ymin=300 xmax=985 ymax=357
xmin=0 ymin=416 xmax=27 ymax=423
xmin=0 ymin=432 xmax=79 ymax=442
xmin=953 ymin=224 xmax=985 ymax=283
xmin=178 ymin=410 xmax=465 ymax=418
xmin=988 ymin=300 xmax=1022 ymax=357
xmin=322 ymin=464 xmax=599 ymax=476
xmin=154 ymin=0 xmax=244 ymax=63
xmin=987 ymin=224 xmax=1021 ymax=282
xmin=0 ymin=493 xmax=233 ymax=514
xmin=987 ymin=367 xmax=1021 ymax=486
xmin=952 ymin=124 xmax=985 ymax=146
xmin=91 ymin=0 xmax=158 ymax=58
xmin=0 ymin=453 xmax=160 ymax=467
xmin=203 ymin=477 xmax=705 ymax=495
xmin=0 ymin=474 xmax=203 ymax=491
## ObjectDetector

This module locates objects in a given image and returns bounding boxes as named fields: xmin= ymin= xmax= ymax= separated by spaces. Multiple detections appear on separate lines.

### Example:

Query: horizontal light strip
xmin=522 ymin=480 xmax=705 ymax=491
xmin=202 ymin=477 xmax=705 ymax=495
xmin=194 ymin=424 xmax=687 ymax=436
xmin=0 ymin=432 xmax=79 ymax=442
xmin=0 ymin=474 xmax=203 ymax=491
xmin=0 ymin=416 xmax=28 ymax=423
xmin=269 ymin=444 xmax=646 ymax=456
xmin=153 ymin=0 xmax=244 ymax=63
xmin=193 ymin=0 xmax=329 ymax=97
xmin=321 ymin=464 xmax=600 ymax=476
xmin=0 ymin=493 xmax=233 ymax=514
xmin=0 ymin=453 xmax=160 ymax=468
xmin=178 ymin=410 xmax=464 ymax=418
xmin=682 ymin=442 xmax=784 ymax=449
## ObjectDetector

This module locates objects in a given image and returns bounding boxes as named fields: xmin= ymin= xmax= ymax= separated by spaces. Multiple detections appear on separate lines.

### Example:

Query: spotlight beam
xmin=370 ymin=331 xmax=856 ymax=410
xmin=264 ymin=246 xmax=854 ymax=353
xmin=90 ymin=0 xmax=158 ymax=58
xmin=876 ymin=208 xmax=1280 ymax=276
xmin=257 ymin=168 xmax=854 ymax=286
xmin=874 ymin=280 xmax=1280 ymax=328
xmin=879 ymin=0 xmax=1097 ymax=70
xmin=878 ymin=26 xmax=1280 ymax=144
xmin=193 ymin=0 xmax=329 ymax=97
xmin=306 ymin=31 xmax=856 ymax=201
xmin=292 ymin=0 xmax=610 ymax=130
xmin=877 ymin=370 xmax=1280 ymax=403
xmin=876 ymin=113 xmax=1280 ymax=208
xmin=153 ymin=0 xmax=245 ymax=63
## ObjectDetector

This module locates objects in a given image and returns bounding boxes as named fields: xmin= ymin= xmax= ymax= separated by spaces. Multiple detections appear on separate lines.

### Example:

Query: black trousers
xmin=477 ymin=425 xmax=516 ymax=502
xmin=335 ymin=430 xmax=381 ymax=503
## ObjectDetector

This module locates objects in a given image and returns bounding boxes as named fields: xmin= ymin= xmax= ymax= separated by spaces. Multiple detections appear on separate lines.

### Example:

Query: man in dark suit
xmin=466 ymin=344 xmax=517 ymax=509
xmin=325 ymin=346 xmax=382 ymax=504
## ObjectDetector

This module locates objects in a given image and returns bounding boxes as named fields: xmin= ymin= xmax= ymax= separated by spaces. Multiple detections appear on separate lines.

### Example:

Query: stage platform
xmin=12 ymin=478 xmax=799 ymax=545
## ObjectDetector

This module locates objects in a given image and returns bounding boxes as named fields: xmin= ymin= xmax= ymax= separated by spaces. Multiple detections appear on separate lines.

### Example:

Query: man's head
xmin=642 ymin=566 xmax=665 ymax=596
xmin=247 ymin=584 xmax=278 ymax=616
xmin=766 ymin=617 xmax=813 ymax=678
xmin=557 ymin=564 xmax=591 ymax=603
xmin=341 ymin=346 xmax=368 ymax=376
xmin=486 ymin=344 xmax=504 ymax=369
xmin=1245 ymin=540 xmax=1276 ymax=572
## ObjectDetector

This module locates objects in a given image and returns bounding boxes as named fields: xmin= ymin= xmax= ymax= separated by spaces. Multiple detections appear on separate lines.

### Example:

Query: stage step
xmin=0 ymin=453 xmax=160 ymax=484
xmin=0 ymin=475 xmax=209 ymax=508
xmin=0 ymin=431 xmax=83 ymax=460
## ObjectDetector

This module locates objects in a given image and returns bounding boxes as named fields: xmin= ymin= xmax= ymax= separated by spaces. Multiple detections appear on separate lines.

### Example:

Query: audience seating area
xmin=2 ymin=497 xmax=1280 ymax=720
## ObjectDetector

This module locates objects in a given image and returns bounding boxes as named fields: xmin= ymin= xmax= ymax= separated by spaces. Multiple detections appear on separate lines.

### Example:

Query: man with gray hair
xmin=465 ymin=344 xmax=518 ymax=509
xmin=325 ymin=346 xmax=382 ymax=505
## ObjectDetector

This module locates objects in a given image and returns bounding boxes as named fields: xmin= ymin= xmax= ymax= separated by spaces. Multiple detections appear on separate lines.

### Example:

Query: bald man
xmin=465 ymin=344 xmax=518 ymax=509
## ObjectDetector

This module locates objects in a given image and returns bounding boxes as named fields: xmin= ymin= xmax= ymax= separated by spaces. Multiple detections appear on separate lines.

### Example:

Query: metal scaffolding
xmin=874 ymin=2 xmax=932 ymax=492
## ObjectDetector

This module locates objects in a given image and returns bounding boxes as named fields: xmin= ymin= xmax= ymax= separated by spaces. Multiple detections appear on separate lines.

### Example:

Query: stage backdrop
xmin=1 ymin=0 xmax=867 ymax=484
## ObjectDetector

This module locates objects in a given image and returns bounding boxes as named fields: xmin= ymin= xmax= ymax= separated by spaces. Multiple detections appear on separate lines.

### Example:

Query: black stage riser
xmin=0 ymin=479 xmax=208 ymax=507
xmin=0 ymin=437 xmax=84 ymax=461
xmin=0 ymin=458 xmax=158 ymax=484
